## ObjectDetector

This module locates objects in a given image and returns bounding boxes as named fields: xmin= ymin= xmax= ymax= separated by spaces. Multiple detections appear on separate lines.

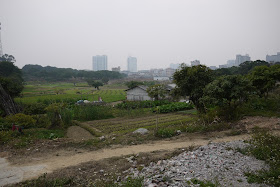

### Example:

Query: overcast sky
xmin=0 ymin=0 xmax=280 ymax=71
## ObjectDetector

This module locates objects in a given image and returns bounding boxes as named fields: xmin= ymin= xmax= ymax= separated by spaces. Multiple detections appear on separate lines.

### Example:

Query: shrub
xmin=0 ymin=117 xmax=10 ymax=130
xmin=245 ymin=132 xmax=280 ymax=186
xmin=32 ymin=114 xmax=51 ymax=128
xmin=23 ymin=103 xmax=47 ymax=115
xmin=6 ymin=113 xmax=36 ymax=128
xmin=155 ymin=128 xmax=176 ymax=138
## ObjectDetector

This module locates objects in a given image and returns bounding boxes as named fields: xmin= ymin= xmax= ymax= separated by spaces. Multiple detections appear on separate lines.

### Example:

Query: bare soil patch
xmin=66 ymin=126 xmax=94 ymax=141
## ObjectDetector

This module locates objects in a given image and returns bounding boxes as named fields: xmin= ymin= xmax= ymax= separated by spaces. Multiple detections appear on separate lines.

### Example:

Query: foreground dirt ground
xmin=0 ymin=116 xmax=279 ymax=186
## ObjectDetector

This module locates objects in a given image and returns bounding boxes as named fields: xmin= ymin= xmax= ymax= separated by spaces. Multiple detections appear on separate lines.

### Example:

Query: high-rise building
xmin=127 ymin=56 xmax=137 ymax=72
xmin=266 ymin=52 xmax=280 ymax=63
xmin=235 ymin=54 xmax=250 ymax=66
xmin=227 ymin=60 xmax=236 ymax=67
xmin=191 ymin=60 xmax=200 ymax=66
xmin=92 ymin=55 xmax=108 ymax=71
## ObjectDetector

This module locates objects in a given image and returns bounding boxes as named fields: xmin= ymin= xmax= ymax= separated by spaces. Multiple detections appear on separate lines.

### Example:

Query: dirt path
xmin=0 ymin=133 xmax=250 ymax=186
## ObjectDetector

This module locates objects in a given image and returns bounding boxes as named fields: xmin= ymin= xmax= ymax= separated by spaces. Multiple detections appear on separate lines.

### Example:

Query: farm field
xmin=81 ymin=112 xmax=196 ymax=135
xmin=15 ymin=82 xmax=126 ymax=104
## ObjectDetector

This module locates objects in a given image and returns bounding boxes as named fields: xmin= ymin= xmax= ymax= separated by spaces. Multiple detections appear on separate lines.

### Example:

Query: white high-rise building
xmin=127 ymin=56 xmax=137 ymax=72
xmin=235 ymin=54 xmax=250 ymax=66
xmin=191 ymin=60 xmax=200 ymax=66
xmin=266 ymin=52 xmax=280 ymax=63
xmin=92 ymin=55 xmax=108 ymax=71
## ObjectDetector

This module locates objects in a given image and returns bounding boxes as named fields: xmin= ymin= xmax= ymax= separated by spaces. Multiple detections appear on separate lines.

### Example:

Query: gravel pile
xmin=126 ymin=141 xmax=269 ymax=186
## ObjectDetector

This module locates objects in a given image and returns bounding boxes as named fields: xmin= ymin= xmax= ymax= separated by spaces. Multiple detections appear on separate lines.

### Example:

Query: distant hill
xmin=22 ymin=64 xmax=127 ymax=82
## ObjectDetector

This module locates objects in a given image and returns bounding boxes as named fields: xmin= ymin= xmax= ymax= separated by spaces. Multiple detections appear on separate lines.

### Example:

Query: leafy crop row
xmin=154 ymin=102 xmax=194 ymax=113
xmin=116 ymin=100 xmax=171 ymax=109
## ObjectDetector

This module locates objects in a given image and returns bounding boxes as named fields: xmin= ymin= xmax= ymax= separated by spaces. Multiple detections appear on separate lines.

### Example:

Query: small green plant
xmin=190 ymin=178 xmax=218 ymax=187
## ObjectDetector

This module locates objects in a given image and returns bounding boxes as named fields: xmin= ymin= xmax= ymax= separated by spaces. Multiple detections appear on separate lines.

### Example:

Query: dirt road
xmin=0 ymin=133 xmax=250 ymax=186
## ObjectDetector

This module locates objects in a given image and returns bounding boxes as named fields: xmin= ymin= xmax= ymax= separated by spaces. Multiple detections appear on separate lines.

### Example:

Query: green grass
xmin=15 ymin=82 xmax=126 ymax=104
xmin=0 ymin=128 xmax=65 ymax=148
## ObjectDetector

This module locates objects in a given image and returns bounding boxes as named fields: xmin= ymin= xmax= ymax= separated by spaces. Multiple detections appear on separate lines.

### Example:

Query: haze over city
xmin=0 ymin=0 xmax=280 ymax=70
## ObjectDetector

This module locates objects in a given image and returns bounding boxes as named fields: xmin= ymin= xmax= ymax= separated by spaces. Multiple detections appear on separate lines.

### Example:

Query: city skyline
xmin=0 ymin=0 xmax=279 ymax=70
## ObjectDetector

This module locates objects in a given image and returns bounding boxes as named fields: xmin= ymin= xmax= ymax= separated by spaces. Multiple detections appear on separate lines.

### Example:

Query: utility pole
xmin=0 ymin=22 xmax=3 ymax=57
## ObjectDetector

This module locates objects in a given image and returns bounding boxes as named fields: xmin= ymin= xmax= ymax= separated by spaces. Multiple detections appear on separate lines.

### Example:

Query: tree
xmin=202 ymin=75 xmax=253 ymax=120
xmin=101 ymin=77 xmax=109 ymax=84
xmin=173 ymin=64 xmax=213 ymax=111
xmin=147 ymin=84 xmax=168 ymax=100
xmin=0 ymin=55 xmax=23 ymax=115
xmin=203 ymin=75 xmax=253 ymax=108
xmin=87 ymin=80 xmax=103 ymax=90
xmin=125 ymin=81 xmax=144 ymax=89
xmin=0 ymin=54 xmax=16 ymax=63
xmin=249 ymin=66 xmax=277 ymax=98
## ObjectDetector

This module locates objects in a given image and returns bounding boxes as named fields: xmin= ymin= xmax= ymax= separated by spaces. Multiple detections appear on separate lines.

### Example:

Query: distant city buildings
xmin=127 ymin=56 xmax=137 ymax=72
xmin=170 ymin=63 xmax=180 ymax=69
xmin=191 ymin=60 xmax=200 ymax=66
xmin=227 ymin=60 xmax=236 ymax=67
xmin=235 ymin=54 xmax=250 ymax=66
xmin=92 ymin=55 xmax=108 ymax=71
xmin=209 ymin=66 xmax=218 ymax=70
xmin=112 ymin=66 xmax=121 ymax=72
xmin=266 ymin=52 xmax=280 ymax=63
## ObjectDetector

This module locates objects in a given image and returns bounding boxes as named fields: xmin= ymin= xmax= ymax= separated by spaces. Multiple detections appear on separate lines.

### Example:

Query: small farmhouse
xmin=126 ymin=85 xmax=152 ymax=101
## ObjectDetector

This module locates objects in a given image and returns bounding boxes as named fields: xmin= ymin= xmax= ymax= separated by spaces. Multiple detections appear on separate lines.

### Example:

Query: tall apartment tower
xmin=92 ymin=55 xmax=108 ymax=71
xmin=127 ymin=56 xmax=137 ymax=72
xmin=235 ymin=54 xmax=250 ymax=66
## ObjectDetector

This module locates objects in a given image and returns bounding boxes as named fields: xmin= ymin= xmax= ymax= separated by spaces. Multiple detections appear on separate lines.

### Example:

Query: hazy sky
xmin=0 ymin=0 xmax=280 ymax=71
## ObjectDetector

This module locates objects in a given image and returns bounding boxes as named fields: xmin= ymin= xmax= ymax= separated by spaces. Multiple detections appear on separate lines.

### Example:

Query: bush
xmin=23 ymin=103 xmax=47 ymax=115
xmin=0 ymin=117 xmax=10 ymax=130
xmin=32 ymin=114 xmax=51 ymax=128
xmin=5 ymin=113 xmax=36 ymax=128
xmin=155 ymin=128 xmax=176 ymax=138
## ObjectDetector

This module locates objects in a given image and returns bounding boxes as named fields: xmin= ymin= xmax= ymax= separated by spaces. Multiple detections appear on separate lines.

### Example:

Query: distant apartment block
xmin=209 ymin=66 xmax=218 ymax=70
xmin=92 ymin=55 xmax=108 ymax=71
xmin=165 ymin=68 xmax=176 ymax=77
xmin=170 ymin=63 xmax=180 ymax=69
xmin=235 ymin=54 xmax=250 ymax=66
xmin=191 ymin=60 xmax=200 ymax=66
xmin=266 ymin=52 xmax=280 ymax=63
xmin=112 ymin=66 xmax=121 ymax=72
xmin=227 ymin=60 xmax=236 ymax=67
xmin=127 ymin=56 xmax=137 ymax=72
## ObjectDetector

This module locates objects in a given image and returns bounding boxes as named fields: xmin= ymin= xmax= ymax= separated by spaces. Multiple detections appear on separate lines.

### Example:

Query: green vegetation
xmin=22 ymin=64 xmax=126 ymax=82
xmin=244 ymin=132 xmax=280 ymax=186
xmin=155 ymin=102 xmax=194 ymax=113
xmin=173 ymin=64 xmax=213 ymax=112
xmin=0 ymin=128 xmax=65 ymax=147
xmin=116 ymin=100 xmax=171 ymax=109
xmin=15 ymin=82 xmax=126 ymax=104
xmin=147 ymin=84 xmax=168 ymax=100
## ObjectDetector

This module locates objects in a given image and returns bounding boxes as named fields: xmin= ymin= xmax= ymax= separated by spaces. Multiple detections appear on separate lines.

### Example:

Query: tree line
xmin=22 ymin=64 xmax=127 ymax=82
